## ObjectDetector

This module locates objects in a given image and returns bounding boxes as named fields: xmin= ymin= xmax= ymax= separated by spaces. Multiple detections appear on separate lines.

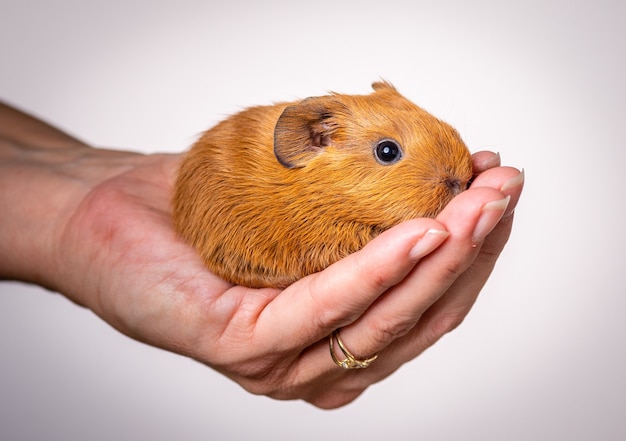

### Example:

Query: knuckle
xmin=474 ymin=240 xmax=504 ymax=268
xmin=370 ymin=316 xmax=416 ymax=347
xmin=439 ymin=258 xmax=466 ymax=283
xmin=429 ymin=310 xmax=467 ymax=339
xmin=216 ymin=352 xmax=297 ymax=398
xmin=432 ymin=252 xmax=476 ymax=290
xmin=352 ymin=249 xmax=397 ymax=294
xmin=238 ymin=367 xmax=293 ymax=398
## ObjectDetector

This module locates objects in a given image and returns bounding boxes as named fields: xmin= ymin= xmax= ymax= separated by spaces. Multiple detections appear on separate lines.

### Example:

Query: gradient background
xmin=1 ymin=1 xmax=624 ymax=440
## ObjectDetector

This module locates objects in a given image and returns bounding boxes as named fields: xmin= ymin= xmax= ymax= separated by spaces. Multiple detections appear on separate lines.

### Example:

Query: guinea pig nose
xmin=445 ymin=178 xmax=463 ymax=195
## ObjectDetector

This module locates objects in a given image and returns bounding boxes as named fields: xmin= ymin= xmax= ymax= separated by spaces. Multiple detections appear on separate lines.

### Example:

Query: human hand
xmin=54 ymin=149 xmax=522 ymax=409
xmin=0 ymin=103 xmax=523 ymax=409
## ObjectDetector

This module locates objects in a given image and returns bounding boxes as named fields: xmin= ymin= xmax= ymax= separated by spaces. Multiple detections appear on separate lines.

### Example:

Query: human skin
xmin=0 ymin=101 xmax=523 ymax=409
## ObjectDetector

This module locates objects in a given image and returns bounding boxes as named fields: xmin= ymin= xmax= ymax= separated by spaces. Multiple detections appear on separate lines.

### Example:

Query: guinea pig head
xmin=273 ymin=81 xmax=473 ymax=229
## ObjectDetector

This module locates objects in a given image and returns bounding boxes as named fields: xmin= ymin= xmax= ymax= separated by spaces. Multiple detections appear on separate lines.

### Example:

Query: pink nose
xmin=445 ymin=178 xmax=464 ymax=195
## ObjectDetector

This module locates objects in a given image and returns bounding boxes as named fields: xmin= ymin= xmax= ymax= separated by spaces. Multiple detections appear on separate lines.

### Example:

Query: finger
xmin=256 ymin=217 xmax=451 ymax=350
xmin=472 ymin=150 xmax=501 ymax=174
xmin=294 ymin=193 xmax=515 ymax=407
xmin=282 ymin=167 xmax=525 ymax=406
xmin=384 ymin=167 xmax=524 ymax=363
xmin=471 ymin=166 xmax=524 ymax=218
xmin=328 ymin=166 xmax=523 ymax=361
xmin=295 ymin=339 xmax=374 ymax=408
xmin=333 ymin=186 xmax=509 ymax=360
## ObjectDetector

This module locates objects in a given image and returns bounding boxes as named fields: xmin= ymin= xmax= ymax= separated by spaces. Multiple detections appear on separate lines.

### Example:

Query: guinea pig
xmin=173 ymin=81 xmax=473 ymax=288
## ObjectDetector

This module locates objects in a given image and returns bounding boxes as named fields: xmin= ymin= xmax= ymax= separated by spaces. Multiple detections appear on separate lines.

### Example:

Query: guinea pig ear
xmin=371 ymin=80 xmax=397 ymax=92
xmin=274 ymin=97 xmax=347 ymax=169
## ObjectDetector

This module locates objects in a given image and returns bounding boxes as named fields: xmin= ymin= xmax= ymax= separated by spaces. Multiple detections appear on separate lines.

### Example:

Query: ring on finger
xmin=329 ymin=329 xmax=379 ymax=369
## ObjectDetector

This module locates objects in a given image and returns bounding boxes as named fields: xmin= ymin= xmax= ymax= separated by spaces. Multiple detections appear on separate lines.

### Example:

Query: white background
xmin=1 ymin=0 xmax=624 ymax=440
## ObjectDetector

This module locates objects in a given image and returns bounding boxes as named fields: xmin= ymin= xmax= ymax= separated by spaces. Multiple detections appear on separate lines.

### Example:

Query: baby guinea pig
xmin=173 ymin=81 xmax=473 ymax=289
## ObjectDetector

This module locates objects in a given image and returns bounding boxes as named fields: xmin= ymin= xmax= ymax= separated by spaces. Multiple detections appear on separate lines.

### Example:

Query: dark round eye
xmin=374 ymin=139 xmax=403 ymax=165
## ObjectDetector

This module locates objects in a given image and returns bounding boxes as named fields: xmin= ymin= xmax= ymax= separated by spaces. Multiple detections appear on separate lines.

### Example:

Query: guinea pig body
xmin=173 ymin=82 xmax=473 ymax=288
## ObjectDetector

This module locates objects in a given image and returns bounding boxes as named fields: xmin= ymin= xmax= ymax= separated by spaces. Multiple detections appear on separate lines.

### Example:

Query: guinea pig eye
xmin=374 ymin=139 xmax=403 ymax=165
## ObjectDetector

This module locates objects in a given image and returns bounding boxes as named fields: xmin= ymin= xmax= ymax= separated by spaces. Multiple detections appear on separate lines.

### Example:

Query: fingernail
xmin=500 ymin=169 xmax=524 ymax=218
xmin=500 ymin=168 xmax=525 ymax=192
xmin=487 ymin=152 xmax=502 ymax=169
xmin=472 ymin=196 xmax=510 ymax=245
xmin=410 ymin=229 xmax=450 ymax=260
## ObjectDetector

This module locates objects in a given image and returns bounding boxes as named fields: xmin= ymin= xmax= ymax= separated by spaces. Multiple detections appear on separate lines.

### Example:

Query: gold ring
xmin=329 ymin=329 xmax=379 ymax=369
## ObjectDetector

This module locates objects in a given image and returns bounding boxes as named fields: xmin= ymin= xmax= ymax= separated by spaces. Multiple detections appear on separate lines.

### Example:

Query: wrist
xmin=0 ymin=137 xmax=144 ymax=297
xmin=0 ymin=143 xmax=84 ymax=288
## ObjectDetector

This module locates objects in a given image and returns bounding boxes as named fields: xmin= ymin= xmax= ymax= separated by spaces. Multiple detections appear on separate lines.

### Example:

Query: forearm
xmin=0 ymin=102 xmax=140 ymax=292
xmin=0 ymin=103 xmax=82 ymax=283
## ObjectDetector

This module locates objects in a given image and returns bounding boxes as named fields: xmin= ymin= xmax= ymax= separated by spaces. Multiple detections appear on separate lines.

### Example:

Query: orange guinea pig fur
xmin=172 ymin=81 xmax=473 ymax=288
